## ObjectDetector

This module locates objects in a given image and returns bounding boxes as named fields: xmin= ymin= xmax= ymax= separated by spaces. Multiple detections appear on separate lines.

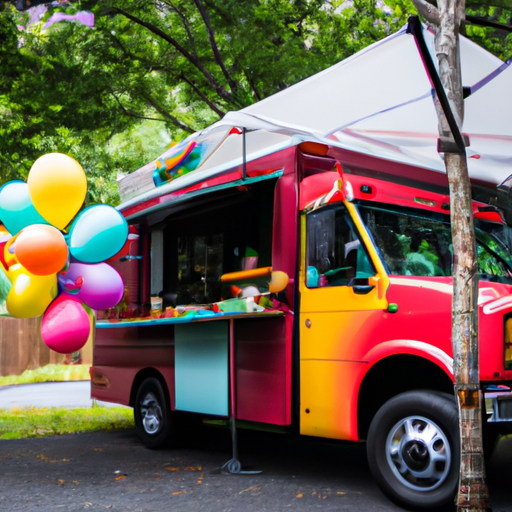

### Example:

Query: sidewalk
xmin=0 ymin=381 xmax=122 ymax=409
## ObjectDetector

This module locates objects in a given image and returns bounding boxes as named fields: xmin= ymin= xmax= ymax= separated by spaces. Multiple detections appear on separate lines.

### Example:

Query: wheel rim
xmin=385 ymin=415 xmax=451 ymax=492
xmin=139 ymin=392 xmax=163 ymax=435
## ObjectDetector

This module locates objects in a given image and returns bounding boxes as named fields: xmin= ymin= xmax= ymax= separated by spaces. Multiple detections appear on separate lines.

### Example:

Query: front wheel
xmin=134 ymin=377 xmax=173 ymax=449
xmin=367 ymin=391 xmax=459 ymax=509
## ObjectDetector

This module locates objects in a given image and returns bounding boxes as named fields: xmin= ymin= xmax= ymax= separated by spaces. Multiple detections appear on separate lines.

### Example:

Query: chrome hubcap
xmin=386 ymin=415 xmax=451 ymax=491
xmin=140 ymin=392 xmax=162 ymax=435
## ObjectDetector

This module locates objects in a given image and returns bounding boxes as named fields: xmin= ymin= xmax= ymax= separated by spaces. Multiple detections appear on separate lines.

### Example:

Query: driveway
xmin=0 ymin=383 xmax=510 ymax=511
xmin=0 ymin=424 xmax=511 ymax=512
xmin=0 ymin=381 xmax=118 ymax=409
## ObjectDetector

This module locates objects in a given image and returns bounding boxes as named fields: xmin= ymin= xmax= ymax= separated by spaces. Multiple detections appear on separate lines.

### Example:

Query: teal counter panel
xmin=174 ymin=322 xmax=228 ymax=416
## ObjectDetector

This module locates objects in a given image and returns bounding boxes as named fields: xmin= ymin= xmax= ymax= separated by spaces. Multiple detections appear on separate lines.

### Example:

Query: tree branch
xmin=202 ymin=0 xmax=235 ymax=25
xmin=467 ymin=0 xmax=512 ymax=8
xmin=137 ymin=90 xmax=195 ymax=133
xmin=110 ymin=92 xmax=168 ymax=123
xmin=242 ymin=67 xmax=262 ymax=102
xmin=179 ymin=73 xmax=226 ymax=118
xmin=159 ymin=0 xmax=198 ymax=58
xmin=102 ymin=7 xmax=233 ymax=104
xmin=108 ymin=31 xmax=151 ymax=67
xmin=466 ymin=14 xmax=512 ymax=32
xmin=191 ymin=0 xmax=238 ymax=93
xmin=411 ymin=0 xmax=441 ymax=25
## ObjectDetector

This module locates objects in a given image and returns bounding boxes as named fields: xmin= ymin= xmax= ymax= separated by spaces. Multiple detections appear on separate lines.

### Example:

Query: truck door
xmin=298 ymin=196 xmax=389 ymax=440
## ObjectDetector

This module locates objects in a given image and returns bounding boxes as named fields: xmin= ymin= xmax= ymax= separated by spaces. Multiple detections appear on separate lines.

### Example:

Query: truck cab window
xmin=150 ymin=229 xmax=164 ymax=297
xmin=358 ymin=205 xmax=453 ymax=277
xmin=306 ymin=205 xmax=375 ymax=288
xmin=359 ymin=204 xmax=512 ymax=282
xmin=474 ymin=225 xmax=512 ymax=282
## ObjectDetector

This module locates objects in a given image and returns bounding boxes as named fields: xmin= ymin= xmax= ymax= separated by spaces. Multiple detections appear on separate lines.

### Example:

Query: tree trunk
xmin=434 ymin=0 xmax=492 ymax=510
xmin=446 ymin=152 xmax=491 ymax=511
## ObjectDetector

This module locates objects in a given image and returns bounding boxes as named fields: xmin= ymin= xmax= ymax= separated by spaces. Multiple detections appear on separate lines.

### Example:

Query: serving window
xmin=153 ymin=179 xmax=275 ymax=308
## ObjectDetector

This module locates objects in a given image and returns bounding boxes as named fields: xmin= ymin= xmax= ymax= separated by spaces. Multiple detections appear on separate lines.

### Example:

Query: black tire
xmin=134 ymin=377 xmax=174 ymax=449
xmin=367 ymin=391 xmax=459 ymax=510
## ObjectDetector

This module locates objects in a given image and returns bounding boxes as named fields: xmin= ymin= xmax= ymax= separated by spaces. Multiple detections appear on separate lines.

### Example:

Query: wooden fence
xmin=0 ymin=317 xmax=92 ymax=377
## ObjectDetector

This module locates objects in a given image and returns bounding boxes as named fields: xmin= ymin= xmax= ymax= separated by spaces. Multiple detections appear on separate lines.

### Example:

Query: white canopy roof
xmin=204 ymin=23 xmax=511 ymax=187
xmin=121 ymin=23 xmax=511 ymax=210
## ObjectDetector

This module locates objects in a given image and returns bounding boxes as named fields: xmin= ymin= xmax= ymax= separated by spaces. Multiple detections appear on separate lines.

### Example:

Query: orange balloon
xmin=15 ymin=224 xmax=69 ymax=276
xmin=269 ymin=271 xmax=289 ymax=293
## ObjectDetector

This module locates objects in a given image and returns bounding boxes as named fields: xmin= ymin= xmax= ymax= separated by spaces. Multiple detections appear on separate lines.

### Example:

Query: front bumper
xmin=484 ymin=386 xmax=512 ymax=434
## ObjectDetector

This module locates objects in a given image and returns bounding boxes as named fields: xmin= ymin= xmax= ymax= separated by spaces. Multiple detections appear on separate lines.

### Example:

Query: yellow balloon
xmin=269 ymin=271 xmax=289 ymax=293
xmin=27 ymin=153 xmax=87 ymax=230
xmin=6 ymin=263 xmax=58 ymax=318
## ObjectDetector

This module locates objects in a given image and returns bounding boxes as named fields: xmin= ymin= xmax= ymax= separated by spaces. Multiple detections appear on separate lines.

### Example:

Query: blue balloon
xmin=68 ymin=205 xmax=128 ymax=263
xmin=0 ymin=181 xmax=49 ymax=235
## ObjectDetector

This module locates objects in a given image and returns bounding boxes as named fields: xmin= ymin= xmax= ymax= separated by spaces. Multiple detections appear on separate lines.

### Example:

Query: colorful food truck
xmin=91 ymin=20 xmax=512 ymax=509
xmin=92 ymin=132 xmax=512 ymax=510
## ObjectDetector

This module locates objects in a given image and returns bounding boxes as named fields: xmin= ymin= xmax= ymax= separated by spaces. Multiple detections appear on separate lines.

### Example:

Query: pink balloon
xmin=59 ymin=262 xmax=124 ymax=310
xmin=41 ymin=295 xmax=90 ymax=354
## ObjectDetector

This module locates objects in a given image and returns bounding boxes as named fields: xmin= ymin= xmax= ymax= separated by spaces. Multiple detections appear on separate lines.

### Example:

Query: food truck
xmin=91 ymin=22 xmax=512 ymax=510
xmin=91 ymin=135 xmax=512 ymax=508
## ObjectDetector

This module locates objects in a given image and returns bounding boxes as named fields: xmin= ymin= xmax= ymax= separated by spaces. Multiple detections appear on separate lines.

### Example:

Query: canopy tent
xmin=210 ymin=23 xmax=510 ymax=185
xmin=120 ymin=21 xmax=512 ymax=211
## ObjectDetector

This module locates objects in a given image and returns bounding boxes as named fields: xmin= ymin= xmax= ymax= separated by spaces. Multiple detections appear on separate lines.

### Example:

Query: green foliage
xmin=0 ymin=404 xmax=134 ymax=439
xmin=0 ymin=0 xmax=509 ymax=206
xmin=466 ymin=2 xmax=512 ymax=60
xmin=0 ymin=0 xmax=413 ymax=205
xmin=0 ymin=364 xmax=90 ymax=386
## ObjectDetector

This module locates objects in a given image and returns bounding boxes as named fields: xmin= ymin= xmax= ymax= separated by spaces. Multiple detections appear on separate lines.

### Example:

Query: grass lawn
xmin=0 ymin=364 xmax=134 ymax=439
xmin=0 ymin=405 xmax=134 ymax=440
xmin=0 ymin=364 xmax=90 ymax=386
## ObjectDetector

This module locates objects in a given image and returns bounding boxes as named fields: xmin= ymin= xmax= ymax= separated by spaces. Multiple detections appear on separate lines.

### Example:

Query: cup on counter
xmin=150 ymin=296 xmax=163 ymax=317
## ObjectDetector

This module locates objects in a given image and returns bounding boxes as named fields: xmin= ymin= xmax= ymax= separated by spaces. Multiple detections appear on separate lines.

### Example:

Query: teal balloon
xmin=0 ymin=181 xmax=49 ymax=235
xmin=69 ymin=205 xmax=128 ymax=263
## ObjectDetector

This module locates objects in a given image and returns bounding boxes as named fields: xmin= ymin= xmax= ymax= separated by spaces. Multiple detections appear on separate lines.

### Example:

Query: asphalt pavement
xmin=0 ymin=426 xmax=399 ymax=512
xmin=0 ymin=423 xmax=511 ymax=512
xmin=0 ymin=383 xmax=511 ymax=511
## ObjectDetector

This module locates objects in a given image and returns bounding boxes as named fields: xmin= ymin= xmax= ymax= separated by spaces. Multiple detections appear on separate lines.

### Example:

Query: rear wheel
xmin=134 ymin=377 xmax=173 ymax=449
xmin=367 ymin=391 xmax=459 ymax=509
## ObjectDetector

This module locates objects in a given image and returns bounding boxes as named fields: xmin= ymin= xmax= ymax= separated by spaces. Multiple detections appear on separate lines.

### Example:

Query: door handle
xmin=353 ymin=285 xmax=375 ymax=295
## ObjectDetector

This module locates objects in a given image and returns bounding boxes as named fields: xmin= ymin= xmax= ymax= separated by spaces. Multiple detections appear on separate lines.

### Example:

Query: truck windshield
xmin=357 ymin=204 xmax=512 ymax=283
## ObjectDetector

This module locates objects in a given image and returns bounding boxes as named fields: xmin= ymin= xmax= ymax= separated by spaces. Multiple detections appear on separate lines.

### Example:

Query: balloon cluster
xmin=0 ymin=153 xmax=128 ymax=354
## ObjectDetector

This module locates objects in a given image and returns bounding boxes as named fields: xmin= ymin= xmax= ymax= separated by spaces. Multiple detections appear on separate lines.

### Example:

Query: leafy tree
xmin=0 ymin=0 xmax=508 ymax=206
xmin=0 ymin=0 xmax=415 ymax=205
xmin=413 ymin=0 xmax=512 ymax=57
xmin=466 ymin=1 xmax=512 ymax=59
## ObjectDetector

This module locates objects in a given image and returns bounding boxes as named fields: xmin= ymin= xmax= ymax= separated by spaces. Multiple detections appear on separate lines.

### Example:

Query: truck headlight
xmin=505 ymin=316 xmax=512 ymax=370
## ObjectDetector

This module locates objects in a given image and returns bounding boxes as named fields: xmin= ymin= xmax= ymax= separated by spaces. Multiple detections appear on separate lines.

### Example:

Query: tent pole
xmin=407 ymin=16 xmax=468 ymax=155
xmin=242 ymin=127 xmax=247 ymax=181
